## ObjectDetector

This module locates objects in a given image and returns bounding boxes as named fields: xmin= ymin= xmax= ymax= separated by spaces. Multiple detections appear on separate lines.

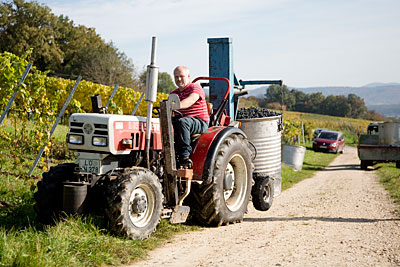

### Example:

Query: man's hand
xmin=179 ymin=93 xmax=199 ymax=109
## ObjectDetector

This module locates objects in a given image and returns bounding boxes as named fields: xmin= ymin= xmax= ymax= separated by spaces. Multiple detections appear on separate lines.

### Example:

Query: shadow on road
xmin=319 ymin=164 xmax=361 ymax=171
xmin=244 ymin=216 xmax=400 ymax=223
xmin=314 ymin=164 xmax=382 ymax=171
xmin=301 ymin=162 xmax=362 ymax=171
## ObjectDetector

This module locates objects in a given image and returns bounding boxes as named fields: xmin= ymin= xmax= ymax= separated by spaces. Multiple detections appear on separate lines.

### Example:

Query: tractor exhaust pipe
xmin=91 ymin=94 xmax=106 ymax=114
xmin=144 ymin=37 xmax=159 ymax=168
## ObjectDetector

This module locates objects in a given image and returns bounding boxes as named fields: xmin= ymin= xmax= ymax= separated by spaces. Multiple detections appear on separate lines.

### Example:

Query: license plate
xmin=79 ymin=159 xmax=100 ymax=174
xmin=319 ymin=146 xmax=327 ymax=149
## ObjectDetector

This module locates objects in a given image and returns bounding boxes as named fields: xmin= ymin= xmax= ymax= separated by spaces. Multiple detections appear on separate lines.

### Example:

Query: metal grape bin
xmin=237 ymin=108 xmax=283 ymax=197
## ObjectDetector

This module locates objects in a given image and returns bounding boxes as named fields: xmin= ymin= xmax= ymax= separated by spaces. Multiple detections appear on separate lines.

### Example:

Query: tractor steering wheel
xmin=172 ymin=110 xmax=183 ymax=120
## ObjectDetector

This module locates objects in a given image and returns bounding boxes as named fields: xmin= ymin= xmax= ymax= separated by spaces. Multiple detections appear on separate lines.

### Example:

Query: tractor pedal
xmin=177 ymin=168 xmax=193 ymax=180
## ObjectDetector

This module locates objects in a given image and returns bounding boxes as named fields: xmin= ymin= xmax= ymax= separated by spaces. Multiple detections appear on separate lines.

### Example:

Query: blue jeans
xmin=172 ymin=116 xmax=208 ymax=157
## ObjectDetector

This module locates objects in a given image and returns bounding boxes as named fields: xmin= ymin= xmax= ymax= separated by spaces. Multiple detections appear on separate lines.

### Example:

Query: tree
xmin=292 ymin=89 xmax=307 ymax=112
xmin=347 ymin=93 xmax=367 ymax=118
xmin=335 ymin=95 xmax=351 ymax=117
xmin=263 ymin=84 xmax=295 ymax=110
xmin=365 ymin=110 xmax=386 ymax=121
xmin=0 ymin=0 xmax=137 ymax=87
xmin=81 ymin=42 xmax=137 ymax=87
xmin=321 ymin=95 xmax=350 ymax=117
xmin=0 ymin=0 xmax=62 ymax=70
xmin=138 ymin=70 xmax=175 ymax=93
xmin=304 ymin=92 xmax=325 ymax=114
xmin=158 ymin=72 xmax=175 ymax=94
xmin=264 ymin=84 xmax=281 ymax=103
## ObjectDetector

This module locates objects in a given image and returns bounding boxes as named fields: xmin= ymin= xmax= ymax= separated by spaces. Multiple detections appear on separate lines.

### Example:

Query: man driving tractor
xmin=170 ymin=66 xmax=209 ymax=168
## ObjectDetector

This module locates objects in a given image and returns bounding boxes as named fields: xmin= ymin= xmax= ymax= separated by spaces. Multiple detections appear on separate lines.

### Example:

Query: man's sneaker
xmin=178 ymin=156 xmax=193 ymax=169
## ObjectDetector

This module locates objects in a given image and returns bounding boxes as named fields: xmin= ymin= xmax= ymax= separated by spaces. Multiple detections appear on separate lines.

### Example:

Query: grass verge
xmin=342 ymin=131 xmax=359 ymax=147
xmin=375 ymin=162 xmax=400 ymax=208
xmin=0 ymin=132 xmax=199 ymax=266
xmin=0 ymin=216 xmax=196 ymax=266
xmin=0 ymin=171 xmax=197 ymax=266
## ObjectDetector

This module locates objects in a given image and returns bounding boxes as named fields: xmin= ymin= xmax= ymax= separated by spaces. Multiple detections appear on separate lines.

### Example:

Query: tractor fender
xmin=191 ymin=126 xmax=247 ymax=182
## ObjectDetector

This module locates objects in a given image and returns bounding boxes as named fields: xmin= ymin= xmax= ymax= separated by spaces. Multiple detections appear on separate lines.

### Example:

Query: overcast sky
xmin=38 ymin=0 xmax=400 ymax=88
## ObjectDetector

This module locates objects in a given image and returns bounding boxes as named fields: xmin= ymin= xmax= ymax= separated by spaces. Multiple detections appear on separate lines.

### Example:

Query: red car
xmin=313 ymin=130 xmax=344 ymax=154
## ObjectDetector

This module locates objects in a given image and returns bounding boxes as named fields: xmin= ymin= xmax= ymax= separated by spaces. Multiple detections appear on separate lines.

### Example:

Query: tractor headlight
xmin=93 ymin=136 xmax=107 ymax=147
xmin=68 ymin=134 xmax=84 ymax=145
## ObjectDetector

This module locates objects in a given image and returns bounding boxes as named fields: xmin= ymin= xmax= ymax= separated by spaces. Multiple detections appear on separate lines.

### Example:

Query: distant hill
xmin=363 ymin=82 xmax=400 ymax=88
xmin=368 ymin=104 xmax=400 ymax=118
xmin=294 ymin=85 xmax=400 ymax=106
xmin=245 ymin=82 xmax=400 ymax=116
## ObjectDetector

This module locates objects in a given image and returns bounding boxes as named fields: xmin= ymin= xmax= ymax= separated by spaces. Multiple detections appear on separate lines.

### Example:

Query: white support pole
xmin=105 ymin=84 xmax=119 ymax=109
xmin=0 ymin=63 xmax=32 ymax=125
xmin=28 ymin=76 xmax=82 ymax=176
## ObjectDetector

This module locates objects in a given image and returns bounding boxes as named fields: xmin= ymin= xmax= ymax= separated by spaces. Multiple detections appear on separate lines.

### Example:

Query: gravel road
xmin=131 ymin=146 xmax=400 ymax=267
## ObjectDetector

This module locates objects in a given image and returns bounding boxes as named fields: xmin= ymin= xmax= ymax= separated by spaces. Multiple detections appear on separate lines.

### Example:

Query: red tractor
xmin=34 ymin=38 xmax=273 ymax=239
xmin=34 ymin=76 xmax=257 ymax=239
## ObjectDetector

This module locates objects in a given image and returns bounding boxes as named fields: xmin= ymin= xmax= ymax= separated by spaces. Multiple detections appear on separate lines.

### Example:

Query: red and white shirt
xmin=170 ymin=83 xmax=209 ymax=123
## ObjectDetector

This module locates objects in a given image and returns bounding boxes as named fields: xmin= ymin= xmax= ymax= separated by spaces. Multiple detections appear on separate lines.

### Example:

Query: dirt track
xmin=131 ymin=146 xmax=400 ymax=267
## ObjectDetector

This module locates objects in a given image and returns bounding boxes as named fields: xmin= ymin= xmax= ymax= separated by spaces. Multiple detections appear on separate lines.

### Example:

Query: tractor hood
xmin=67 ymin=113 xmax=161 ymax=155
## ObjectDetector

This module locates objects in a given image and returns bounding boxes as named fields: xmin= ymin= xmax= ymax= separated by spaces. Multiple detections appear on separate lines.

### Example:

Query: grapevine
xmin=0 ymin=51 xmax=168 ymax=175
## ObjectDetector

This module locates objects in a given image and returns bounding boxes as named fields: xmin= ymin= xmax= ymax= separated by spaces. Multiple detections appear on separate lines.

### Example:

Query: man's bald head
xmin=174 ymin=66 xmax=191 ymax=90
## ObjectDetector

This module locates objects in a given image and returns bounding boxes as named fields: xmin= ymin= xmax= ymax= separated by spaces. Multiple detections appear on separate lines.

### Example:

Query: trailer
xmin=358 ymin=122 xmax=400 ymax=170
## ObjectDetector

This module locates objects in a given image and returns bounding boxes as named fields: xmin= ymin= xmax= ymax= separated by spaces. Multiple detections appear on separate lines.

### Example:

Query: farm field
xmin=281 ymin=110 xmax=371 ymax=145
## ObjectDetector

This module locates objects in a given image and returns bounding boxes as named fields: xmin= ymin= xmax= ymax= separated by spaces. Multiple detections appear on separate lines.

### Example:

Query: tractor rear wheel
xmin=192 ymin=134 xmax=253 ymax=226
xmin=34 ymin=163 xmax=77 ymax=223
xmin=105 ymin=168 xmax=163 ymax=239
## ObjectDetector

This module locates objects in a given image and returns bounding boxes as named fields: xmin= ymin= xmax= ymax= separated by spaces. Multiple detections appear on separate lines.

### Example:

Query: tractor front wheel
xmin=34 ymin=163 xmax=77 ymax=223
xmin=192 ymin=134 xmax=253 ymax=226
xmin=105 ymin=168 xmax=163 ymax=239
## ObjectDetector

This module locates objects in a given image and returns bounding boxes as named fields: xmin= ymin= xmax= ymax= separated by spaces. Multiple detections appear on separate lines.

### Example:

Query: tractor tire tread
xmin=191 ymin=134 xmax=253 ymax=226
xmin=34 ymin=163 xmax=77 ymax=224
xmin=105 ymin=168 xmax=163 ymax=240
